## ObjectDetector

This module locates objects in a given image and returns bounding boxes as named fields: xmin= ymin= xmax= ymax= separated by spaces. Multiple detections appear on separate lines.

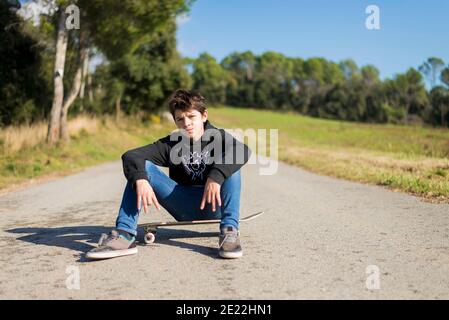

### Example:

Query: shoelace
xmin=219 ymin=233 xmax=238 ymax=248
xmin=98 ymin=232 xmax=118 ymax=246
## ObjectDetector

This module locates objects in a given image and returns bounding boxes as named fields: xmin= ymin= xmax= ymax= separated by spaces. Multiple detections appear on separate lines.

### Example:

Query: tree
xmin=108 ymin=20 xmax=191 ymax=115
xmin=429 ymin=86 xmax=449 ymax=127
xmin=78 ymin=46 xmax=92 ymax=111
xmin=441 ymin=66 xmax=449 ymax=88
xmin=320 ymin=84 xmax=349 ymax=120
xmin=418 ymin=57 xmax=445 ymax=88
xmin=0 ymin=0 xmax=51 ymax=126
xmin=62 ymin=42 xmax=91 ymax=140
xmin=361 ymin=65 xmax=380 ymax=86
xmin=46 ymin=0 xmax=192 ymax=144
xmin=303 ymin=58 xmax=343 ymax=116
xmin=339 ymin=59 xmax=360 ymax=81
xmin=289 ymin=58 xmax=307 ymax=113
xmin=191 ymin=53 xmax=229 ymax=104
xmin=385 ymin=68 xmax=429 ymax=122
xmin=47 ymin=3 xmax=68 ymax=145
xmin=253 ymin=52 xmax=292 ymax=109
xmin=221 ymin=51 xmax=256 ymax=106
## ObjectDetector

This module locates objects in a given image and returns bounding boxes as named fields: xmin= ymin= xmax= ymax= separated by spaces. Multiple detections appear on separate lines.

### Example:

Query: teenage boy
xmin=86 ymin=89 xmax=251 ymax=260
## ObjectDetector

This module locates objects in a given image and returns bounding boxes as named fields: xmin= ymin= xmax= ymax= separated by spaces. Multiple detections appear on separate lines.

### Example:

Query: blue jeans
xmin=115 ymin=160 xmax=241 ymax=236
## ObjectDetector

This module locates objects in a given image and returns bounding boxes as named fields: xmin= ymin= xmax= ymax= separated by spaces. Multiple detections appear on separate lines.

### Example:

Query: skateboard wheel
xmin=144 ymin=232 xmax=155 ymax=244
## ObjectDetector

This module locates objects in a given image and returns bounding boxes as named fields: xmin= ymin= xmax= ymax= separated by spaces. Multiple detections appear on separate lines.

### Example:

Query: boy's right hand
xmin=135 ymin=179 xmax=161 ymax=213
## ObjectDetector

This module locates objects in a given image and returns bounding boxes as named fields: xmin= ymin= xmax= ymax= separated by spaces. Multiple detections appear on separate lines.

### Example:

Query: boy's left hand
xmin=200 ymin=177 xmax=221 ymax=212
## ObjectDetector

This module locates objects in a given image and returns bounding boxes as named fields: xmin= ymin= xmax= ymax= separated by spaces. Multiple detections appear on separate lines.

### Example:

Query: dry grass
xmin=0 ymin=121 xmax=47 ymax=153
xmin=0 ymin=115 xmax=173 ymax=193
xmin=0 ymin=115 xmax=102 ymax=154
xmin=67 ymin=115 xmax=100 ymax=136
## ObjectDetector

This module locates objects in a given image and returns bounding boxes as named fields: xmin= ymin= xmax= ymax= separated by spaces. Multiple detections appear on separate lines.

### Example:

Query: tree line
xmin=188 ymin=53 xmax=449 ymax=127
xmin=1 ymin=0 xmax=448 ymax=150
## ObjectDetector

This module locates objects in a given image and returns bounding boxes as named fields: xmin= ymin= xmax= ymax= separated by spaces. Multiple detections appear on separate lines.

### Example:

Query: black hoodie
xmin=121 ymin=120 xmax=251 ymax=187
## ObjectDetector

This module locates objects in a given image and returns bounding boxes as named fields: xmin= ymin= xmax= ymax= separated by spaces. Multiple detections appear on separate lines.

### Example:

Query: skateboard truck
xmin=140 ymin=211 xmax=264 ymax=244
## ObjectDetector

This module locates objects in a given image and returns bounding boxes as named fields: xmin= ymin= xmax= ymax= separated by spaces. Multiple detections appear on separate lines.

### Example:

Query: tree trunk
xmin=115 ymin=94 xmax=122 ymax=122
xmin=60 ymin=32 xmax=89 ymax=142
xmin=79 ymin=48 xmax=90 ymax=112
xmin=87 ymin=73 xmax=94 ymax=102
xmin=46 ymin=8 xmax=68 ymax=146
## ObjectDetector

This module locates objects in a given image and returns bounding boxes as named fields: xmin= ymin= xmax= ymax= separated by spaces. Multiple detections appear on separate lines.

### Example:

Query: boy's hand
xmin=200 ymin=177 xmax=221 ymax=212
xmin=135 ymin=179 xmax=161 ymax=214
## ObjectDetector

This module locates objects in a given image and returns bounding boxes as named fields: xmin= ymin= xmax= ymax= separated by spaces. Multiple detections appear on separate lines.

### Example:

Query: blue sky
xmin=177 ymin=0 xmax=449 ymax=80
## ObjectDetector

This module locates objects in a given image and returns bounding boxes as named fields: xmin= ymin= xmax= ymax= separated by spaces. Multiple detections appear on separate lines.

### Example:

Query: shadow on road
xmin=6 ymin=226 xmax=221 ymax=262
xmin=154 ymin=228 xmax=220 ymax=259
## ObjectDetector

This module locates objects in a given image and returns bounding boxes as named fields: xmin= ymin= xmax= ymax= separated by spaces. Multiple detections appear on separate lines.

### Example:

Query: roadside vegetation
xmin=210 ymin=107 xmax=449 ymax=203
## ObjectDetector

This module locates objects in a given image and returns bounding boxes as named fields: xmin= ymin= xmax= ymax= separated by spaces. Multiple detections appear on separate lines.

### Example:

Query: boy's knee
xmin=144 ymin=161 xmax=161 ymax=186
xmin=223 ymin=170 xmax=241 ymax=185
xmin=144 ymin=160 xmax=160 ymax=176
xmin=145 ymin=160 xmax=156 ymax=170
xmin=221 ymin=171 xmax=241 ymax=197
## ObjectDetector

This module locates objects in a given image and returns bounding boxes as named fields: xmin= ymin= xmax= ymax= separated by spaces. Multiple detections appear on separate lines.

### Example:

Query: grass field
xmin=208 ymin=106 xmax=449 ymax=203
xmin=1 ymin=106 xmax=448 ymax=202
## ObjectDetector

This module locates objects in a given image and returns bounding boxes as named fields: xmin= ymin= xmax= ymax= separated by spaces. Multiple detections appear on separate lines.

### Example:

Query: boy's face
xmin=174 ymin=108 xmax=208 ymax=141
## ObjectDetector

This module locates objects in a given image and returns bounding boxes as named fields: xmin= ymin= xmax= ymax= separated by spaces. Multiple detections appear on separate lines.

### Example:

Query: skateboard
xmin=138 ymin=211 xmax=264 ymax=244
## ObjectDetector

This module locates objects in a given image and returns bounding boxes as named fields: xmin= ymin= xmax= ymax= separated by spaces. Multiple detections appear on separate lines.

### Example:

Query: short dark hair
xmin=168 ymin=89 xmax=207 ymax=118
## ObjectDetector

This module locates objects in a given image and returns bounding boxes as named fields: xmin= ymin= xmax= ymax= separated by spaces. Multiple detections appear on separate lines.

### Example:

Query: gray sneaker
xmin=218 ymin=226 xmax=243 ymax=259
xmin=86 ymin=229 xmax=137 ymax=260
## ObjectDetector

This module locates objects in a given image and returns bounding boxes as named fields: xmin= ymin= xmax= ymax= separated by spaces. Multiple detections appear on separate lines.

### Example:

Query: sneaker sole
xmin=86 ymin=247 xmax=138 ymax=260
xmin=219 ymin=250 xmax=243 ymax=259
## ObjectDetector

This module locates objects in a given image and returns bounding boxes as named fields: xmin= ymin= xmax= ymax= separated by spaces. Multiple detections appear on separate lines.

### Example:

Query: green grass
xmin=208 ymin=106 xmax=449 ymax=202
xmin=209 ymin=106 xmax=449 ymax=158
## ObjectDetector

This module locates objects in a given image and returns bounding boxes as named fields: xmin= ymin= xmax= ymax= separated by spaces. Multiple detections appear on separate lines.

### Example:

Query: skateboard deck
xmin=138 ymin=211 xmax=264 ymax=244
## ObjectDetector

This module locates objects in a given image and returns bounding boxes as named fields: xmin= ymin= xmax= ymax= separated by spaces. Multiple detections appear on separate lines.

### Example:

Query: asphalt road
xmin=0 ymin=158 xmax=448 ymax=299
